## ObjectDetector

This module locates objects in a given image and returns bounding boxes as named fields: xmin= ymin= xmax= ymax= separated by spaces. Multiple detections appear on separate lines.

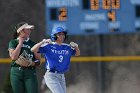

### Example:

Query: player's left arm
xmin=34 ymin=52 xmax=41 ymax=60
xmin=70 ymin=42 xmax=80 ymax=56
xmin=34 ymin=52 xmax=41 ymax=65
xmin=74 ymin=46 xmax=80 ymax=56
xmin=30 ymin=52 xmax=41 ymax=66
xmin=30 ymin=42 xmax=42 ymax=66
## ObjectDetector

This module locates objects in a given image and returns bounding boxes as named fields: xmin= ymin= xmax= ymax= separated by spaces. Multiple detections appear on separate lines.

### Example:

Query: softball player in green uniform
xmin=8 ymin=22 xmax=41 ymax=93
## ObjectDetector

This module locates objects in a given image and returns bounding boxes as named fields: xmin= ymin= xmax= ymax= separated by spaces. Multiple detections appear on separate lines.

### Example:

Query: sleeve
xmin=38 ymin=43 xmax=48 ymax=53
xmin=8 ymin=40 xmax=17 ymax=50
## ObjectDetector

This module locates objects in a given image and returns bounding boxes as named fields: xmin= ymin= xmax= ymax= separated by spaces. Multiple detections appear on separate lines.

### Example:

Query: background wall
xmin=0 ymin=0 xmax=140 ymax=93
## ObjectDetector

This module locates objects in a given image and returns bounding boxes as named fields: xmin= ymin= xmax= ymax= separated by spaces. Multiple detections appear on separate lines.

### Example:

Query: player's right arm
xmin=31 ymin=41 xmax=44 ymax=53
xmin=70 ymin=42 xmax=80 ymax=56
xmin=9 ymin=37 xmax=25 ymax=60
xmin=31 ymin=39 xmax=51 ymax=53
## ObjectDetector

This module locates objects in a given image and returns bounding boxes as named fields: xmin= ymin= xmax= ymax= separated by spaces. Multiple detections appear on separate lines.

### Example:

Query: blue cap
xmin=51 ymin=27 xmax=67 ymax=41
xmin=51 ymin=27 xmax=67 ymax=35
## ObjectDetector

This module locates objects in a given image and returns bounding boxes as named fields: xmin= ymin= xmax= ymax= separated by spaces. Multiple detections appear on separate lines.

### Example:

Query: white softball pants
xmin=44 ymin=71 xmax=66 ymax=93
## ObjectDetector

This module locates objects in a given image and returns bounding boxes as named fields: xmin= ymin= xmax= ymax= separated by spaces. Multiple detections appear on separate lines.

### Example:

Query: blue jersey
xmin=39 ymin=42 xmax=76 ymax=73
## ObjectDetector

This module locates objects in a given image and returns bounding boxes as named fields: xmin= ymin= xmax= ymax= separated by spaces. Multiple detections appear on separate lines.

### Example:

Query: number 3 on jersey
xmin=59 ymin=55 xmax=63 ymax=62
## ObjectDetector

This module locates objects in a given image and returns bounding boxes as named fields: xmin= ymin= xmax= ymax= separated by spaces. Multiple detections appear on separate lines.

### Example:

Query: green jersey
xmin=8 ymin=39 xmax=36 ymax=67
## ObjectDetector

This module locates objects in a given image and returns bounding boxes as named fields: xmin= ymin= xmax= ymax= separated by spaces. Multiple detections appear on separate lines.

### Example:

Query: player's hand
xmin=70 ymin=42 xmax=78 ymax=47
xmin=18 ymin=37 xmax=25 ymax=44
xmin=41 ymin=39 xmax=52 ymax=44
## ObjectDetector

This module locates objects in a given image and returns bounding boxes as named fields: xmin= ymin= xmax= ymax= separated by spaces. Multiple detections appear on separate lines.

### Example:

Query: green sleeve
xmin=8 ymin=40 xmax=18 ymax=50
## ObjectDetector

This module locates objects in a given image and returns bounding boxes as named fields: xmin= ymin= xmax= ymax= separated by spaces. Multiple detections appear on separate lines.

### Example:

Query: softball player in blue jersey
xmin=31 ymin=27 xmax=80 ymax=93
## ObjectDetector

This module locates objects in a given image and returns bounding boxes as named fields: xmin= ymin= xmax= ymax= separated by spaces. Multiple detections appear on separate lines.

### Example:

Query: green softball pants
xmin=10 ymin=67 xmax=39 ymax=93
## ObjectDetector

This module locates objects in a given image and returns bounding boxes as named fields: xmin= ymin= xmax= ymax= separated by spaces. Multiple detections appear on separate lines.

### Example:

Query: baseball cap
xmin=16 ymin=22 xmax=34 ymax=33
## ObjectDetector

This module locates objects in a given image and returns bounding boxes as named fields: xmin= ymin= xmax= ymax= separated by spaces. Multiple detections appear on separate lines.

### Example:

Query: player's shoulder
xmin=9 ymin=39 xmax=18 ymax=43
xmin=40 ymin=42 xmax=55 ymax=47
xmin=62 ymin=43 xmax=70 ymax=47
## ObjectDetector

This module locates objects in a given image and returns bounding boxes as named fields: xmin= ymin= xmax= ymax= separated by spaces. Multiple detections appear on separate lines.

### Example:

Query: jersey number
xmin=59 ymin=55 xmax=63 ymax=62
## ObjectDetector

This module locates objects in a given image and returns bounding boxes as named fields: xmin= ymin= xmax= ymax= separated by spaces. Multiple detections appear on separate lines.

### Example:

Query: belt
xmin=13 ymin=66 xmax=35 ymax=70
xmin=47 ymin=69 xmax=63 ymax=74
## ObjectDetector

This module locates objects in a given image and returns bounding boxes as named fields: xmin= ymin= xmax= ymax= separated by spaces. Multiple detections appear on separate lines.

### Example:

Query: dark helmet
xmin=51 ymin=27 xmax=67 ymax=41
